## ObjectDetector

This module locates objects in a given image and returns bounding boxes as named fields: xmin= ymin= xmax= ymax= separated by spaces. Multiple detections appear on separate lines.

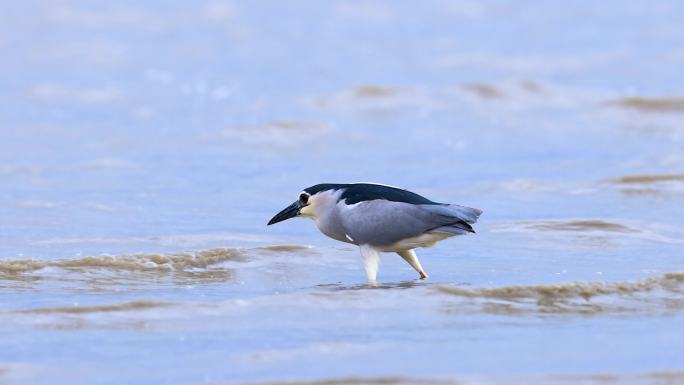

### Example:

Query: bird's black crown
xmin=303 ymin=183 xmax=441 ymax=205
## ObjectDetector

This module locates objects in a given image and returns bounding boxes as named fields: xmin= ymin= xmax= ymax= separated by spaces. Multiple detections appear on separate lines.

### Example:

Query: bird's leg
xmin=397 ymin=249 xmax=428 ymax=279
xmin=359 ymin=245 xmax=380 ymax=282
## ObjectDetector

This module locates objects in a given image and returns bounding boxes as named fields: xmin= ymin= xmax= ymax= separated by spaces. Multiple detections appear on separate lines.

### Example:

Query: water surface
xmin=1 ymin=1 xmax=684 ymax=384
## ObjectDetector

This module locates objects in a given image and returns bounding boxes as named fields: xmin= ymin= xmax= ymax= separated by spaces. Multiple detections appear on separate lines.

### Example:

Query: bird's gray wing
xmin=339 ymin=200 xmax=479 ymax=247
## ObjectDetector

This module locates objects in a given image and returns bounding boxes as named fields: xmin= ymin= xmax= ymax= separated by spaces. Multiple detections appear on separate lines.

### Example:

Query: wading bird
xmin=267 ymin=183 xmax=481 ymax=282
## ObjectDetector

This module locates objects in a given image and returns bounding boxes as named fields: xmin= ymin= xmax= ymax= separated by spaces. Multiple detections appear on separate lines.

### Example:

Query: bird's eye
xmin=299 ymin=193 xmax=309 ymax=204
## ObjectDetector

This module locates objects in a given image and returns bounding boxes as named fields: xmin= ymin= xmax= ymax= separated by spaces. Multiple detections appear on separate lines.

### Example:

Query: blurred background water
xmin=1 ymin=1 xmax=684 ymax=384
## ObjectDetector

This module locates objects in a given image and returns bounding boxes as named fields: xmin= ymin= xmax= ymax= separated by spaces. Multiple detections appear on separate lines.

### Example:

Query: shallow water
xmin=2 ymin=1 xmax=684 ymax=384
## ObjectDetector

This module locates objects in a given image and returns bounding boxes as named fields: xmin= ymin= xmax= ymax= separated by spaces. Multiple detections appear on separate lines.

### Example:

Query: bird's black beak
xmin=267 ymin=201 xmax=303 ymax=225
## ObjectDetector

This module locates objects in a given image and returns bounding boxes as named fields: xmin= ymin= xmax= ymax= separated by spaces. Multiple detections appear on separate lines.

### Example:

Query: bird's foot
xmin=419 ymin=271 xmax=428 ymax=280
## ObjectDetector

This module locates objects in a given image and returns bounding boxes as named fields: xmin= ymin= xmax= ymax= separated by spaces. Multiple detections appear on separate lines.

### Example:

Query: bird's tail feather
xmin=422 ymin=203 xmax=482 ymax=234
xmin=432 ymin=222 xmax=474 ymax=235
xmin=445 ymin=204 xmax=482 ymax=224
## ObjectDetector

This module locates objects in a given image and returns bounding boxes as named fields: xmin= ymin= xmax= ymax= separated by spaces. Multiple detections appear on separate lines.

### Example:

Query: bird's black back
xmin=304 ymin=183 xmax=441 ymax=205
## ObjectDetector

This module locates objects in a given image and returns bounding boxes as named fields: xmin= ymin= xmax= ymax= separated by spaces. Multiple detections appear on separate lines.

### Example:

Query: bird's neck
xmin=313 ymin=201 xmax=350 ymax=244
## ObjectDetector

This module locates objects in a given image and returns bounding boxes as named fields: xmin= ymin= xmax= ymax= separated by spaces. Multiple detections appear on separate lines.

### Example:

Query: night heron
xmin=267 ymin=183 xmax=481 ymax=281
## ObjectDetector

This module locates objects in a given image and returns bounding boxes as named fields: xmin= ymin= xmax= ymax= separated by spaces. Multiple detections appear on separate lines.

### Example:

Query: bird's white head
xmin=267 ymin=184 xmax=345 ymax=225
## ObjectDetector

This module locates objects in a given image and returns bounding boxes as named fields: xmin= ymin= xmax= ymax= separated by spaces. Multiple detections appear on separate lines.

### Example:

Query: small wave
xmin=618 ymin=187 xmax=663 ymax=196
xmin=237 ymin=377 xmax=456 ymax=385
xmin=495 ymin=219 xmax=684 ymax=245
xmin=609 ymin=174 xmax=684 ymax=184
xmin=17 ymin=300 xmax=172 ymax=314
xmin=474 ymin=371 xmax=684 ymax=385
xmin=353 ymin=85 xmax=400 ymax=98
xmin=540 ymin=371 xmax=684 ymax=385
xmin=0 ymin=247 xmax=245 ymax=274
xmin=0 ymin=260 xmax=48 ymax=274
xmin=435 ymin=273 xmax=684 ymax=315
xmin=213 ymin=121 xmax=331 ymax=146
xmin=605 ymin=174 xmax=684 ymax=197
xmin=257 ymin=245 xmax=314 ymax=253
xmin=234 ymin=371 xmax=684 ymax=385
xmin=0 ymin=245 xmax=311 ymax=275
xmin=514 ymin=219 xmax=635 ymax=233
xmin=463 ymin=82 xmax=506 ymax=99
xmin=436 ymin=273 xmax=684 ymax=301
xmin=307 ymin=85 xmax=439 ymax=115
xmin=606 ymin=97 xmax=684 ymax=113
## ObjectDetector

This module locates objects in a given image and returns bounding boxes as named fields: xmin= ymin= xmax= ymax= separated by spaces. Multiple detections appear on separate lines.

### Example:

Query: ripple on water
xmin=434 ymin=272 xmax=684 ymax=316
xmin=493 ymin=218 xmax=684 ymax=245
xmin=231 ymin=377 xmax=457 ymax=385
xmin=0 ymin=247 xmax=246 ymax=275
xmin=462 ymin=82 xmax=507 ymax=99
xmin=229 ymin=371 xmax=684 ymax=385
xmin=16 ymin=300 xmax=173 ymax=314
xmin=514 ymin=219 xmax=635 ymax=233
xmin=606 ymin=97 xmax=684 ymax=113
xmin=0 ymin=245 xmax=315 ymax=287
xmin=605 ymin=174 xmax=684 ymax=197
xmin=609 ymin=174 xmax=684 ymax=184
xmin=307 ymin=84 xmax=439 ymax=116
xmin=216 ymin=120 xmax=331 ymax=145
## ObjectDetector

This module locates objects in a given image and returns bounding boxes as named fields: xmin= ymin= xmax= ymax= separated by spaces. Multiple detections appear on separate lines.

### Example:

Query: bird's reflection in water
xmin=315 ymin=279 xmax=430 ymax=291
